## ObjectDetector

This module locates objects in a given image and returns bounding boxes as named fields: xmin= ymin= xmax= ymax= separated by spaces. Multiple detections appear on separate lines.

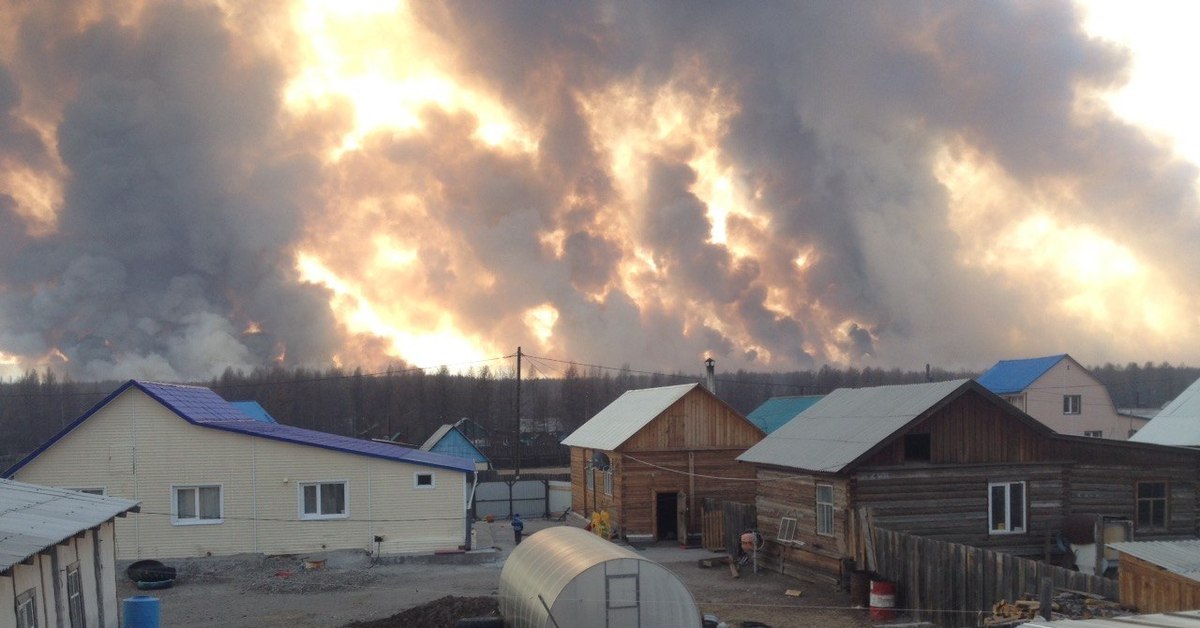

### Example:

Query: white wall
xmin=1024 ymin=358 xmax=1139 ymax=439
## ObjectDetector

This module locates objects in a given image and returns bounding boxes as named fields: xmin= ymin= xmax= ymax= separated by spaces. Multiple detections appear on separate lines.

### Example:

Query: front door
xmin=655 ymin=492 xmax=678 ymax=540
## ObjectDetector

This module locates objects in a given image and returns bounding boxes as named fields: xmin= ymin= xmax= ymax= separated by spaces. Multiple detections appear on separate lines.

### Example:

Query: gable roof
xmin=737 ymin=379 xmax=1050 ymax=474
xmin=1130 ymin=377 xmax=1200 ymax=446
xmin=561 ymin=383 xmax=698 ymax=450
xmin=0 ymin=479 xmax=140 ymax=574
xmin=4 ymin=380 xmax=474 ymax=476
xmin=420 ymin=424 xmax=491 ymax=464
xmin=976 ymin=354 xmax=1068 ymax=395
xmin=746 ymin=396 xmax=824 ymax=434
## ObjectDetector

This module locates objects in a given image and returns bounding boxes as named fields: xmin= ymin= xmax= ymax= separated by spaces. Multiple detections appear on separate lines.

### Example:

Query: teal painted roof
xmin=746 ymin=396 xmax=824 ymax=434
xmin=230 ymin=401 xmax=277 ymax=423
xmin=977 ymin=354 xmax=1067 ymax=395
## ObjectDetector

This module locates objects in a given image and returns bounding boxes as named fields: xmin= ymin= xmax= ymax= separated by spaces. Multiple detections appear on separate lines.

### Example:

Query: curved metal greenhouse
xmin=498 ymin=526 xmax=701 ymax=628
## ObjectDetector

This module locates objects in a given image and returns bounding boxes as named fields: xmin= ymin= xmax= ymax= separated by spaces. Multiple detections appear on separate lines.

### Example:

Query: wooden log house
xmin=737 ymin=379 xmax=1200 ymax=582
xmin=561 ymin=383 xmax=764 ymax=541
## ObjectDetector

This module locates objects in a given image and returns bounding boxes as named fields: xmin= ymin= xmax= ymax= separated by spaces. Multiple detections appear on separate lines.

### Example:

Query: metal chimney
xmin=705 ymin=358 xmax=716 ymax=395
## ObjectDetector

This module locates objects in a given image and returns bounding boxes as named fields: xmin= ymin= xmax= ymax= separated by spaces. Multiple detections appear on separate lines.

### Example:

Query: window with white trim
xmin=1063 ymin=394 xmax=1082 ymax=415
xmin=172 ymin=485 xmax=222 ymax=525
xmin=414 ymin=472 xmax=435 ymax=489
xmin=988 ymin=481 xmax=1026 ymax=534
xmin=67 ymin=563 xmax=84 ymax=628
xmin=16 ymin=588 xmax=37 ymax=628
xmin=816 ymin=484 xmax=835 ymax=536
xmin=778 ymin=516 xmax=797 ymax=543
xmin=299 ymin=481 xmax=348 ymax=520
xmin=603 ymin=469 xmax=613 ymax=496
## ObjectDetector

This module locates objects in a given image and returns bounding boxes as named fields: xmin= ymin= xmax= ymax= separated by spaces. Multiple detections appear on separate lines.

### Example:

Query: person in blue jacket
xmin=512 ymin=513 xmax=524 ymax=545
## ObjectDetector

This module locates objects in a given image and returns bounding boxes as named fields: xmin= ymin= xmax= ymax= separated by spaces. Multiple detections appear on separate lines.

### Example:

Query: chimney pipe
xmin=705 ymin=358 xmax=716 ymax=395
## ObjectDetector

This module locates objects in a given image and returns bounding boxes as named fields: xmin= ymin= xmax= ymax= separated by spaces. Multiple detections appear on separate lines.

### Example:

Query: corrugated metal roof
xmin=746 ymin=396 xmax=824 ymax=434
xmin=1020 ymin=610 xmax=1200 ymax=627
xmin=1131 ymin=378 xmax=1200 ymax=446
xmin=977 ymin=354 xmax=1067 ymax=395
xmin=0 ymin=479 xmax=140 ymax=573
xmin=737 ymin=379 xmax=971 ymax=473
xmin=4 ymin=380 xmax=475 ymax=476
xmin=1108 ymin=540 xmax=1200 ymax=583
xmin=561 ymin=383 xmax=698 ymax=450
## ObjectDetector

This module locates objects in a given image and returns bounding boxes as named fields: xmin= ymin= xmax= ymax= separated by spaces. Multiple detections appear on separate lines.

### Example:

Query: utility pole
xmin=515 ymin=346 xmax=522 ymax=479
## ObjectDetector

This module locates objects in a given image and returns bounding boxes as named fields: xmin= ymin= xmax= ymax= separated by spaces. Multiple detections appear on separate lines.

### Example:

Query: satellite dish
xmin=591 ymin=452 xmax=611 ymax=470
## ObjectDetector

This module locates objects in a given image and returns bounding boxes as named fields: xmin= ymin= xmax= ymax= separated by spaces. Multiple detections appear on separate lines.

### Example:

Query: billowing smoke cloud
xmin=0 ymin=0 xmax=1197 ymax=380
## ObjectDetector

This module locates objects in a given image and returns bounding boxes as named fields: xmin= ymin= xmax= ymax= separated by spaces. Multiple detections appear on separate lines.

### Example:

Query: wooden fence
xmin=871 ymin=528 xmax=1120 ymax=627
xmin=701 ymin=498 xmax=757 ymax=555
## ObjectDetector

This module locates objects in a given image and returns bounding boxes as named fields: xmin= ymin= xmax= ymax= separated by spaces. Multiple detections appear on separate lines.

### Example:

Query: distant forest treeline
xmin=2 ymin=360 xmax=1197 ymax=469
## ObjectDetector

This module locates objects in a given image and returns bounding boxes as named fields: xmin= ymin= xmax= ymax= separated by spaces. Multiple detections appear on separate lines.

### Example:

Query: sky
xmin=0 ymin=0 xmax=1198 ymax=382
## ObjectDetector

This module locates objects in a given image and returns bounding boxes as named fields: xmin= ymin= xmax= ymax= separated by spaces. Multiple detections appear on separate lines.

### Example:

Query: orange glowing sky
xmin=0 ymin=0 xmax=1198 ymax=381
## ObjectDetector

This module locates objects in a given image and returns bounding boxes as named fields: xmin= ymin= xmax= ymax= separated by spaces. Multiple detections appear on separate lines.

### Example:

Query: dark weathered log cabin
xmin=738 ymin=379 xmax=1200 ymax=581
xmin=562 ymin=383 xmax=764 ymax=541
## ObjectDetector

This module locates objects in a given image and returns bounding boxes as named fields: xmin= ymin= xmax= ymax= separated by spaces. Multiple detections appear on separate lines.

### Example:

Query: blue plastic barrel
xmin=123 ymin=595 xmax=160 ymax=628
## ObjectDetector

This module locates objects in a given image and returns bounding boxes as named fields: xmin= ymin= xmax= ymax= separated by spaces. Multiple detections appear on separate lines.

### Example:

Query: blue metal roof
xmin=230 ymin=401 xmax=278 ymax=423
xmin=976 ymin=354 xmax=1067 ymax=395
xmin=4 ymin=380 xmax=474 ymax=476
xmin=746 ymin=396 xmax=824 ymax=434
xmin=420 ymin=425 xmax=491 ymax=466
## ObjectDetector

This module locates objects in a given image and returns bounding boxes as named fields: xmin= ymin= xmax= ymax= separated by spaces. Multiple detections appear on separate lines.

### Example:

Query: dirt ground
xmin=116 ymin=518 xmax=883 ymax=628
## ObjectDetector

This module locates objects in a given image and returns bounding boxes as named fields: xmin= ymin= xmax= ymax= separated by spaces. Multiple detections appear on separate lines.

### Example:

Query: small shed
xmin=498 ymin=526 xmax=700 ymax=628
xmin=1109 ymin=540 xmax=1200 ymax=613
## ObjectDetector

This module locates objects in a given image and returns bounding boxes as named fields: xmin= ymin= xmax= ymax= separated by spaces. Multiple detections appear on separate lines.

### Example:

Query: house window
xmin=988 ymin=481 xmax=1026 ymax=534
xmin=603 ymin=470 xmax=614 ymax=496
xmin=1004 ymin=395 xmax=1025 ymax=411
xmin=816 ymin=484 xmax=835 ymax=536
xmin=1137 ymin=481 xmax=1167 ymax=529
xmin=172 ymin=485 xmax=222 ymax=525
xmin=904 ymin=433 xmax=931 ymax=461
xmin=1083 ymin=430 xmax=1103 ymax=438
xmin=414 ymin=472 xmax=435 ymax=489
xmin=778 ymin=516 xmax=797 ymax=543
xmin=67 ymin=563 xmax=84 ymax=628
xmin=1063 ymin=395 xmax=1082 ymax=415
xmin=16 ymin=588 xmax=37 ymax=628
xmin=299 ymin=481 xmax=348 ymax=520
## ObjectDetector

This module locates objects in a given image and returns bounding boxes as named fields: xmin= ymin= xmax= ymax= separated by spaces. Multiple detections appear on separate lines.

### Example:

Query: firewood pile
xmin=983 ymin=589 xmax=1129 ymax=626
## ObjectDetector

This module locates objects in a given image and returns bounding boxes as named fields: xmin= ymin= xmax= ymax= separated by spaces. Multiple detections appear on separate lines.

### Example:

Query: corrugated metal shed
xmin=0 ymin=479 xmax=140 ymax=573
xmin=1131 ymin=378 xmax=1200 ymax=446
xmin=1019 ymin=610 xmax=1200 ymax=627
xmin=746 ymin=395 xmax=824 ymax=434
xmin=737 ymin=379 xmax=970 ymax=473
xmin=561 ymin=383 xmax=697 ymax=451
xmin=1109 ymin=541 xmax=1200 ymax=583
xmin=977 ymin=354 xmax=1067 ymax=395
xmin=4 ymin=380 xmax=475 ymax=477
xmin=499 ymin=526 xmax=700 ymax=628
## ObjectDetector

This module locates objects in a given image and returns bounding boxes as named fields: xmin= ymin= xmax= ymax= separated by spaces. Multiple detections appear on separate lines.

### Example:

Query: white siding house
xmin=0 ymin=479 xmax=139 ymax=628
xmin=977 ymin=354 xmax=1147 ymax=439
xmin=3 ymin=381 xmax=475 ymax=560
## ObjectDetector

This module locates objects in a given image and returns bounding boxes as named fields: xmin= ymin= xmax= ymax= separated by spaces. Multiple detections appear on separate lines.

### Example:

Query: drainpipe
xmin=705 ymin=358 xmax=716 ymax=395
xmin=465 ymin=471 xmax=479 ymax=549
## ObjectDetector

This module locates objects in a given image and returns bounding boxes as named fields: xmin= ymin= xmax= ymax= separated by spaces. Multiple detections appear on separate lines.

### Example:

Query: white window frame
xmin=603 ymin=469 xmax=614 ymax=496
xmin=66 ymin=562 xmax=84 ymax=628
xmin=778 ymin=516 xmax=798 ymax=543
xmin=171 ymin=484 xmax=223 ymax=525
xmin=298 ymin=480 xmax=349 ymax=520
xmin=988 ymin=481 xmax=1026 ymax=535
xmin=816 ymin=484 xmax=835 ymax=536
xmin=1063 ymin=394 xmax=1082 ymax=415
xmin=16 ymin=587 xmax=37 ymax=628
xmin=414 ymin=472 xmax=436 ymax=489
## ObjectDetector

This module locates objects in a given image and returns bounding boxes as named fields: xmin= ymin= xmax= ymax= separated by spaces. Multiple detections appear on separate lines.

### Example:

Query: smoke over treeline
xmin=1 ymin=1 xmax=1198 ymax=381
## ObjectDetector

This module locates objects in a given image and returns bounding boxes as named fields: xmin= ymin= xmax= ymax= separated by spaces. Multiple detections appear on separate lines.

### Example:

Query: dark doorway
xmin=656 ymin=492 xmax=678 ymax=540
